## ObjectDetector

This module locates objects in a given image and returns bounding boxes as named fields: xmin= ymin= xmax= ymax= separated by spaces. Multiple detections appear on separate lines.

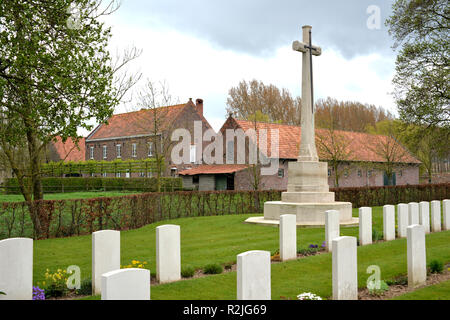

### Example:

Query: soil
xmin=359 ymin=264 xmax=450 ymax=300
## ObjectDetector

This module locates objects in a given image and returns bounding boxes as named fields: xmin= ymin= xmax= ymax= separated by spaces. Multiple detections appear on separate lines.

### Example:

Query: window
xmin=278 ymin=168 xmax=285 ymax=178
xmin=171 ymin=167 xmax=177 ymax=177
xmin=358 ymin=170 xmax=362 ymax=177
xmin=139 ymin=172 xmax=146 ymax=178
xmin=344 ymin=169 xmax=349 ymax=178
xmin=368 ymin=170 xmax=373 ymax=178
xmin=102 ymin=172 xmax=107 ymax=178
xmin=132 ymin=143 xmax=137 ymax=158
xmin=90 ymin=146 xmax=94 ymax=160
xmin=148 ymin=142 xmax=154 ymax=157
xmin=399 ymin=170 xmax=403 ymax=177
xmin=193 ymin=175 xmax=199 ymax=184
xmin=328 ymin=169 xmax=331 ymax=177
xmin=116 ymin=172 xmax=121 ymax=178
xmin=190 ymin=145 xmax=196 ymax=163
xmin=226 ymin=141 xmax=234 ymax=163
xmin=116 ymin=144 xmax=121 ymax=158
xmin=103 ymin=145 xmax=107 ymax=159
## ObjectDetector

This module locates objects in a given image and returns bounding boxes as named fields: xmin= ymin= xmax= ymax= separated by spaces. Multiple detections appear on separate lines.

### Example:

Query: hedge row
xmin=41 ymin=159 xmax=162 ymax=176
xmin=0 ymin=183 xmax=448 ymax=240
xmin=3 ymin=177 xmax=183 ymax=194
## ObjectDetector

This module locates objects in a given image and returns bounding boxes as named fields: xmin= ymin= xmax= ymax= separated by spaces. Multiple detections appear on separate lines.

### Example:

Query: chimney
xmin=195 ymin=98 xmax=204 ymax=116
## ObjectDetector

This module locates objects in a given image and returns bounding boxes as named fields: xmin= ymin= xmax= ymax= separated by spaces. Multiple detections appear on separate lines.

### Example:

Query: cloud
xmin=118 ymin=0 xmax=396 ymax=59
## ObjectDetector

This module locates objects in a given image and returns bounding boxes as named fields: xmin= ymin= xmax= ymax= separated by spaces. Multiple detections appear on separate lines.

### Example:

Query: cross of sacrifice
xmin=292 ymin=25 xmax=322 ymax=162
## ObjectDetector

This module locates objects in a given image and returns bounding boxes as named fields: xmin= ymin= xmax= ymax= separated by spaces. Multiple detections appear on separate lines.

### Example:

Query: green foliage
xmin=203 ymin=263 xmax=223 ymax=275
xmin=386 ymin=0 xmax=449 ymax=129
xmin=41 ymin=159 xmax=162 ymax=176
xmin=385 ymin=275 xmax=408 ymax=286
xmin=181 ymin=266 xmax=196 ymax=278
xmin=372 ymin=229 xmax=384 ymax=242
xmin=76 ymin=279 xmax=92 ymax=296
xmin=4 ymin=177 xmax=182 ymax=194
xmin=0 ymin=0 xmax=139 ymax=203
xmin=428 ymin=259 xmax=444 ymax=274
xmin=40 ymin=268 xmax=70 ymax=298
xmin=368 ymin=280 xmax=389 ymax=296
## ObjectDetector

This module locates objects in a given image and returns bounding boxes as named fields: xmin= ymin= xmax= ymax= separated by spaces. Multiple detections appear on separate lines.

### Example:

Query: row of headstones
xmin=359 ymin=200 xmax=449 ymax=246
xmin=0 ymin=224 xmax=182 ymax=300
xmin=1 ymin=200 xmax=448 ymax=300
xmin=0 ymin=224 xmax=273 ymax=300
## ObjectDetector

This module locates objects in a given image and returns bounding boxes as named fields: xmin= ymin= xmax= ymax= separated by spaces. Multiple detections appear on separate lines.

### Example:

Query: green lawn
xmin=0 ymin=191 xmax=141 ymax=202
xmin=31 ymin=206 xmax=450 ymax=300
xmin=392 ymin=280 xmax=450 ymax=300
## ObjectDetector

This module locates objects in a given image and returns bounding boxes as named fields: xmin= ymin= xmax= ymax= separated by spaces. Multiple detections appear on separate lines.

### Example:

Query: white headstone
xmin=443 ymin=200 xmax=449 ymax=231
xmin=280 ymin=214 xmax=297 ymax=261
xmin=325 ymin=210 xmax=340 ymax=252
xmin=156 ymin=225 xmax=181 ymax=283
xmin=101 ymin=268 xmax=150 ymax=300
xmin=419 ymin=201 xmax=431 ymax=234
xmin=0 ymin=238 xmax=33 ymax=300
xmin=408 ymin=202 xmax=419 ymax=225
xmin=407 ymin=225 xmax=426 ymax=288
xmin=383 ymin=205 xmax=396 ymax=241
xmin=92 ymin=230 xmax=120 ymax=295
xmin=237 ymin=250 xmax=271 ymax=300
xmin=359 ymin=207 xmax=372 ymax=246
xmin=431 ymin=200 xmax=441 ymax=232
xmin=332 ymin=236 xmax=358 ymax=300
xmin=397 ymin=204 xmax=409 ymax=238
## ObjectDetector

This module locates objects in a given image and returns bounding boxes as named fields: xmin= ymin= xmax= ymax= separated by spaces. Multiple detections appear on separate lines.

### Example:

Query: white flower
xmin=297 ymin=292 xmax=323 ymax=300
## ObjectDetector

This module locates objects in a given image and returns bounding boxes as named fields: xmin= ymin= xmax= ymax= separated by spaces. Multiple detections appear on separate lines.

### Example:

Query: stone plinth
xmin=253 ymin=161 xmax=355 ymax=227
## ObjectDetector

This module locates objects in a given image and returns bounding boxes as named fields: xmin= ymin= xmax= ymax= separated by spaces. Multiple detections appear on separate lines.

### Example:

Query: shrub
xmin=203 ymin=263 xmax=223 ymax=275
xmin=40 ymin=268 xmax=70 ymax=298
xmin=428 ymin=260 xmax=444 ymax=274
xmin=76 ymin=279 xmax=92 ymax=296
xmin=4 ymin=177 xmax=182 ymax=194
xmin=368 ymin=280 xmax=389 ymax=296
xmin=181 ymin=266 xmax=196 ymax=278
xmin=372 ymin=229 xmax=383 ymax=242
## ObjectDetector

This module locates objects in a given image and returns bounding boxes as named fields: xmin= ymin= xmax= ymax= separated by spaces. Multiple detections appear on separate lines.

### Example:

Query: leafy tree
xmin=366 ymin=120 xmax=412 ymax=186
xmin=0 ymin=0 xmax=140 ymax=204
xmin=386 ymin=0 xmax=449 ymax=129
xmin=226 ymin=79 xmax=302 ymax=125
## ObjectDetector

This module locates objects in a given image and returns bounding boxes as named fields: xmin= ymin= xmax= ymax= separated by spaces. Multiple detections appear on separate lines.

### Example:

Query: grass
xmin=0 ymin=191 xmax=141 ymax=203
xmin=392 ymin=280 xmax=450 ymax=300
xmin=31 ymin=206 xmax=450 ymax=300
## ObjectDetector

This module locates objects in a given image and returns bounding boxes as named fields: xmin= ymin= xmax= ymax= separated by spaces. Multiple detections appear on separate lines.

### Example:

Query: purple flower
xmin=309 ymin=244 xmax=318 ymax=249
xmin=33 ymin=286 xmax=45 ymax=300
xmin=321 ymin=241 xmax=326 ymax=248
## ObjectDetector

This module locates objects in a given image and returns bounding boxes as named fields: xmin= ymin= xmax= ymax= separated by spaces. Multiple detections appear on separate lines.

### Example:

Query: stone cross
xmin=293 ymin=25 xmax=322 ymax=162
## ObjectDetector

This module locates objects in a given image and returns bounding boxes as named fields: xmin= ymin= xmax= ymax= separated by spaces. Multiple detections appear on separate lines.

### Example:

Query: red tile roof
xmin=87 ymin=103 xmax=188 ymax=141
xmin=179 ymin=164 xmax=249 ymax=175
xmin=51 ymin=137 xmax=85 ymax=162
xmin=228 ymin=119 xmax=420 ymax=164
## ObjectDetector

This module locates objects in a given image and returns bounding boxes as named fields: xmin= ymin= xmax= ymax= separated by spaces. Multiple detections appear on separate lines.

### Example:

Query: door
xmin=215 ymin=175 xmax=228 ymax=191
xmin=383 ymin=172 xmax=396 ymax=186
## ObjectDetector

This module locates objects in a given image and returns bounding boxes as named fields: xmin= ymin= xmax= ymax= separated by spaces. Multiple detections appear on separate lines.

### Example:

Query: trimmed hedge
xmin=3 ymin=177 xmax=183 ymax=194
xmin=0 ymin=183 xmax=448 ymax=240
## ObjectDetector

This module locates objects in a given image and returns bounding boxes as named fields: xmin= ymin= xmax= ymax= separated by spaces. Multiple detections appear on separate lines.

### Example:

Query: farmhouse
xmin=179 ymin=116 xmax=421 ymax=191
xmin=85 ymin=98 xmax=214 ymax=177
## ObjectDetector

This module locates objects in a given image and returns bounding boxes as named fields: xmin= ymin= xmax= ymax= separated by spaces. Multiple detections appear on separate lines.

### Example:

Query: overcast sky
xmin=84 ymin=0 xmax=398 ymax=135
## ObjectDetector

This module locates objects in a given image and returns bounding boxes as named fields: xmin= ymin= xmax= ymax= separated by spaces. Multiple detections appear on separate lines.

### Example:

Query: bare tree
xmin=227 ymin=79 xmax=302 ymax=125
xmin=316 ymin=113 xmax=354 ymax=188
xmin=137 ymin=80 xmax=180 ymax=192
